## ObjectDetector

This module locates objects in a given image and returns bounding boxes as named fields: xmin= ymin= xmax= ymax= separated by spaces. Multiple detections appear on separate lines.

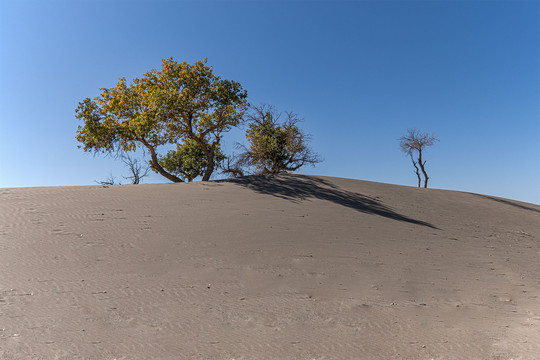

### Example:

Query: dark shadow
xmin=470 ymin=193 xmax=540 ymax=214
xmin=218 ymin=174 xmax=438 ymax=229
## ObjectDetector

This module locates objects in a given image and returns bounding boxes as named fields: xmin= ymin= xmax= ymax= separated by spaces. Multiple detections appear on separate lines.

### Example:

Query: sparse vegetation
xmin=121 ymin=154 xmax=150 ymax=184
xmin=225 ymin=104 xmax=321 ymax=176
xmin=399 ymin=128 xmax=439 ymax=188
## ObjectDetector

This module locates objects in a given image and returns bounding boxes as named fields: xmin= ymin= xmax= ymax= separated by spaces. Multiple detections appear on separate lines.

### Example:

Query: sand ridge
xmin=0 ymin=174 xmax=539 ymax=359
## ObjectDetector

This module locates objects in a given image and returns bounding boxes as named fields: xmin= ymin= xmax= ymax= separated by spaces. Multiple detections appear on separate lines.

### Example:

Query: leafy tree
xmin=75 ymin=57 xmax=248 ymax=182
xmin=158 ymin=139 xmax=225 ymax=182
xmin=399 ymin=128 xmax=439 ymax=188
xmin=226 ymin=104 xmax=321 ymax=175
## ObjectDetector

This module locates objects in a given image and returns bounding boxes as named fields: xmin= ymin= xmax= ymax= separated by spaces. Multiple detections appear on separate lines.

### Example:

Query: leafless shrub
xmin=399 ymin=128 xmax=439 ymax=188
xmin=121 ymin=154 xmax=150 ymax=184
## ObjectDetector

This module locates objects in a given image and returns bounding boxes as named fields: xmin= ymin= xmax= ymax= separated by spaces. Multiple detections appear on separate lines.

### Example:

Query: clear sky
xmin=1 ymin=0 xmax=539 ymax=204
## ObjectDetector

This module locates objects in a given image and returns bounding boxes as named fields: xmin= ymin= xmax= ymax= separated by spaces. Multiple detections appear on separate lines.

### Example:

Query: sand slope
xmin=0 ymin=174 xmax=538 ymax=359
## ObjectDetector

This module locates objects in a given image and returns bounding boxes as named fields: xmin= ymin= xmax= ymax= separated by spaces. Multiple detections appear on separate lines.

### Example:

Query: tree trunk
xmin=201 ymin=142 xmax=216 ymax=182
xmin=202 ymin=159 xmax=214 ymax=181
xmin=410 ymin=154 xmax=421 ymax=188
xmin=421 ymin=162 xmax=429 ymax=188
xmin=418 ymin=151 xmax=429 ymax=188
xmin=139 ymin=138 xmax=184 ymax=183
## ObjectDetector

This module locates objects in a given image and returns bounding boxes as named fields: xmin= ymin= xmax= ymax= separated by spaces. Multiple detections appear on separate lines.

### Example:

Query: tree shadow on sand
xmin=221 ymin=174 xmax=438 ymax=229
xmin=470 ymin=193 xmax=540 ymax=214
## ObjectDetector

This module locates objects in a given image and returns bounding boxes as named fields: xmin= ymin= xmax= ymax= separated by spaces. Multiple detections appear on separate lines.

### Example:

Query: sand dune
xmin=0 ymin=174 xmax=538 ymax=359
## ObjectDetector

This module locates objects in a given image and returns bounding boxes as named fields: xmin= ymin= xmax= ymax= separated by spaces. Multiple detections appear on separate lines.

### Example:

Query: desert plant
xmin=399 ymin=128 xmax=439 ymax=188
xmin=121 ymin=154 xmax=150 ymax=184
xmin=159 ymin=139 xmax=225 ymax=182
xmin=76 ymin=57 xmax=248 ymax=182
xmin=226 ymin=104 xmax=321 ymax=175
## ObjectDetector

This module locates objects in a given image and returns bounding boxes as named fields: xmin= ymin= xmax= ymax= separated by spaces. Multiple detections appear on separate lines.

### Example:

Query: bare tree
xmin=96 ymin=173 xmax=120 ymax=186
xmin=221 ymin=155 xmax=245 ymax=178
xmin=121 ymin=154 xmax=150 ymax=184
xmin=410 ymin=153 xmax=422 ymax=188
xmin=399 ymin=128 xmax=439 ymax=188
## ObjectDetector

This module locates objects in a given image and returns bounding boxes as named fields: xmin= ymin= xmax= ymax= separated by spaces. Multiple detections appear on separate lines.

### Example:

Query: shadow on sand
xmin=470 ymin=193 xmax=540 ymax=214
xmin=221 ymin=174 xmax=438 ymax=229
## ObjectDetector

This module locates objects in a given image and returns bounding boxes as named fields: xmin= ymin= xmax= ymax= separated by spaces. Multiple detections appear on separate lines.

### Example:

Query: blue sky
xmin=1 ymin=0 xmax=539 ymax=204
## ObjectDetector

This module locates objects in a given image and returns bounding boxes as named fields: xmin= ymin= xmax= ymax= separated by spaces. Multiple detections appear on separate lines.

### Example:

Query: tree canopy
xmin=227 ymin=104 xmax=321 ymax=175
xmin=75 ymin=57 xmax=248 ymax=182
xmin=158 ymin=139 xmax=225 ymax=182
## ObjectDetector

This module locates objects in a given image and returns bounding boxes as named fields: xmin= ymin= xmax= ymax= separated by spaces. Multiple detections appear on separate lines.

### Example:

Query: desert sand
xmin=0 ymin=174 xmax=539 ymax=359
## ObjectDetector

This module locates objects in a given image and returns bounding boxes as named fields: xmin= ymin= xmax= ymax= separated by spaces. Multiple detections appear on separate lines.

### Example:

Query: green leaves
xmin=158 ymin=139 xmax=225 ymax=182
xmin=239 ymin=104 xmax=321 ymax=174
xmin=75 ymin=58 xmax=248 ymax=182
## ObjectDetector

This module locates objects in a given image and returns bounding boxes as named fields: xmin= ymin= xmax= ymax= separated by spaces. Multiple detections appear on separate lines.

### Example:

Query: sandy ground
xmin=0 ymin=174 xmax=539 ymax=360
